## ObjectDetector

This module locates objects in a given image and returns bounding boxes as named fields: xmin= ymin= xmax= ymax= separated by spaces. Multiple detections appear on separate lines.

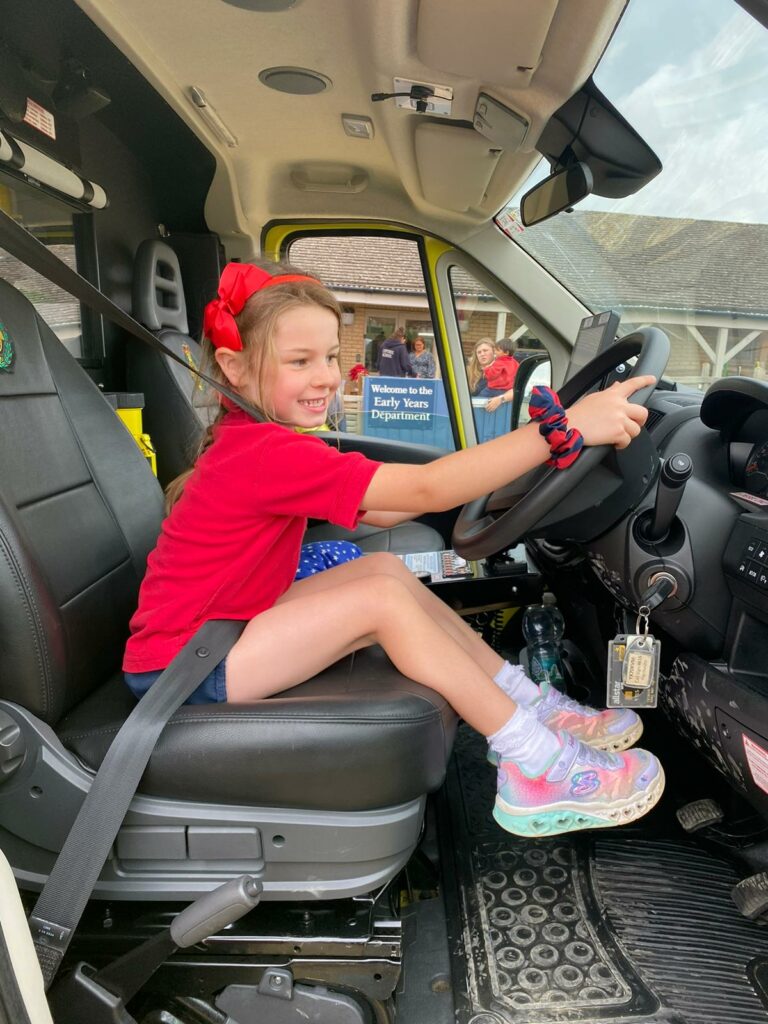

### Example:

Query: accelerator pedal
xmin=732 ymin=872 xmax=768 ymax=922
xmin=676 ymin=798 xmax=724 ymax=833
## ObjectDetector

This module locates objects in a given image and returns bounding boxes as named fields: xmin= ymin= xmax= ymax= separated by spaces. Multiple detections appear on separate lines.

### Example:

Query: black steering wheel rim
xmin=452 ymin=328 xmax=670 ymax=559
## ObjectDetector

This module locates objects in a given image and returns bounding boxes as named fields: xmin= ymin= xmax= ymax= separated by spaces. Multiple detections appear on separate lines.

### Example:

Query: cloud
xmin=588 ymin=8 xmax=768 ymax=223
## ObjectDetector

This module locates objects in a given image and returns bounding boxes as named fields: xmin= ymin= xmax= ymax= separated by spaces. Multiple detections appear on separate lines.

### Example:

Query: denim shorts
xmin=124 ymin=657 xmax=228 ymax=705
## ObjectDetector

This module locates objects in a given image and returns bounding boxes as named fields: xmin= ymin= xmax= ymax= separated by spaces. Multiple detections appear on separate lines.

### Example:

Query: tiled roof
xmin=289 ymin=235 xmax=486 ymax=297
xmin=516 ymin=211 xmax=768 ymax=318
xmin=290 ymin=214 xmax=768 ymax=317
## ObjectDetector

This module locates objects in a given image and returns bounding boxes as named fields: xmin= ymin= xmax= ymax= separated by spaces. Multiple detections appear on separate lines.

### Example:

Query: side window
xmin=449 ymin=265 xmax=552 ymax=441
xmin=0 ymin=175 xmax=87 ymax=359
xmin=288 ymin=235 xmax=455 ymax=450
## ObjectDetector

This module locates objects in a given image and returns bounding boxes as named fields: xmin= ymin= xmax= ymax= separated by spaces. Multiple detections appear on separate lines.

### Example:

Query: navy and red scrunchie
xmin=528 ymin=385 xmax=584 ymax=469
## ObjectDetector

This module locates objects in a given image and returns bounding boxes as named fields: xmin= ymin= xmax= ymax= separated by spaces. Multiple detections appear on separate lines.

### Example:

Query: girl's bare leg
xmin=280 ymin=552 xmax=506 ymax=679
xmin=225 ymin=565 xmax=517 ymax=737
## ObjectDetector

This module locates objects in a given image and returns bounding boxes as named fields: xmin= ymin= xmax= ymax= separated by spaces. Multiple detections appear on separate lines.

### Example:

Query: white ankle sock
xmin=493 ymin=661 xmax=540 ymax=705
xmin=487 ymin=706 xmax=562 ymax=775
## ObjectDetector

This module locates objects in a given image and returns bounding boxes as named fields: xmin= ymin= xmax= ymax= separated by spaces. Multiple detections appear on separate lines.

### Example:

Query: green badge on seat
xmin=0 ymin=321 xmax=14 ymax=372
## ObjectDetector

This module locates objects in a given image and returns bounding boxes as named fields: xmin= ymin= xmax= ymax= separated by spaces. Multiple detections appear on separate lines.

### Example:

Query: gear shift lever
xmin=647 ymin=452 xmax=692 ymax=543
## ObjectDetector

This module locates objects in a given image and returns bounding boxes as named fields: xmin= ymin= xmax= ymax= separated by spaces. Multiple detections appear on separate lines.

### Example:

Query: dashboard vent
xmin=645 ymin=409 xmax=665 ymax=433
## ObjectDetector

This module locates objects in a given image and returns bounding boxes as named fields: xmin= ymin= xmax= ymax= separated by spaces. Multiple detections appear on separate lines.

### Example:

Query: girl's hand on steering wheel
xmin=566 ymin=375 xmax=656 ymax=449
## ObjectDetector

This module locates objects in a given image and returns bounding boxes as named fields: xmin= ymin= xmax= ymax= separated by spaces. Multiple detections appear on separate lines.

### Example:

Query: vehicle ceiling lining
xmin=73 ymin=0 xmax=627 ymax=250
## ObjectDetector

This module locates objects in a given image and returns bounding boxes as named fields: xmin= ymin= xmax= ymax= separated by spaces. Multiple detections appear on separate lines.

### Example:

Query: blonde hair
xmin=467 ymin=337 xmax=495 ymax=393
xmin=165 ymin=259 xmax=342 ymax=511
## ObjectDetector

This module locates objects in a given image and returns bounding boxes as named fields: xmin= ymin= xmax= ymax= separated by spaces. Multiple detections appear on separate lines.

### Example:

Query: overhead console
xmin=406 ymin=0 xmax=643 ymax=218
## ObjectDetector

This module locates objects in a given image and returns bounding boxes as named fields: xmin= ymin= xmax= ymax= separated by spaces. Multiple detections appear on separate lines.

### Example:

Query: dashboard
xmin=577 ymin=377 xmax=768 ymax=660
xmin=743 ymin=438 xmax=768 ymax=496
xmin=701 ymin=376 xmax=768 ymax=498
xmin=541 ymin=375 xmax=768 ymax=819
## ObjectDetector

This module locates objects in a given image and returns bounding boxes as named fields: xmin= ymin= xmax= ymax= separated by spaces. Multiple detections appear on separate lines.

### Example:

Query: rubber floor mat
xmin=440 ymin=724 xmax=768 ymax=1024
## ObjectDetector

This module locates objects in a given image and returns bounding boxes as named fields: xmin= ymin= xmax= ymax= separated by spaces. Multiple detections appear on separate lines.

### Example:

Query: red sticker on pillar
xmin=23 ymin=99 xmax=56 ymax=140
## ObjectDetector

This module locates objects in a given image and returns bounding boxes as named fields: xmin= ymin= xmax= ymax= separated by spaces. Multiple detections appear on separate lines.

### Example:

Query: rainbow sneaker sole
xmin=493 ymin=733 xmax=664 ymax=839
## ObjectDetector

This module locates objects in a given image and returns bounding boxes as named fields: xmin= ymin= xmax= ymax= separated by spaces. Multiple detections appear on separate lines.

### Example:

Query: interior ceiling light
xmin=259 ymin=67 xmax=331 ymax=95
xmin=341 ymin=114 xmax=374 ymax=140
xmin=188 ymin=86 xmax=238 ymax=148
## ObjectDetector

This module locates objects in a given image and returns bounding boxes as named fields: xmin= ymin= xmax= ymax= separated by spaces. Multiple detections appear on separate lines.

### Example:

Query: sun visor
xmin=415 ymin=124 xmax=501 ymax=212
xmin=0 ymin=130 xmax=107 ymax=209
xmin=417 ymin=0 xmax=558 ymax=88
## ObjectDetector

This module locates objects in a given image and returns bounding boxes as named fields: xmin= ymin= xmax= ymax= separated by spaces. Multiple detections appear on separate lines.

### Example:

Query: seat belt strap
xmin=28 ymin=618 xmax=246 ymax=990
xmin=0 ymin=209 xmax=264 ymax=422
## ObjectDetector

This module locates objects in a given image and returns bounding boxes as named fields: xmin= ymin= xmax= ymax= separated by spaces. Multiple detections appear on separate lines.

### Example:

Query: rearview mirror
xmin=520 ymin=163 xmax=593 ymax=227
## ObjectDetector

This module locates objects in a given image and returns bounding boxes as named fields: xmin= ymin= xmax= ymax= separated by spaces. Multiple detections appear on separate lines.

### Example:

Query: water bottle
xmin=522 ymin=592 xmax=566 ymax=692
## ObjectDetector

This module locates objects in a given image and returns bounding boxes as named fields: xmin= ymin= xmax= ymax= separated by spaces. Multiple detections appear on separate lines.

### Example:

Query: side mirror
xmin=520 ymin=163 xmax=593 ymax=227
xmin=510 ymin=354 xmax=552 ymax=429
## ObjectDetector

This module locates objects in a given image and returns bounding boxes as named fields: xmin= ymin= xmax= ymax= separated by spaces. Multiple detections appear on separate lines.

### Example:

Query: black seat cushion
xmin=57 ymin=646 xmax=456 ymax=811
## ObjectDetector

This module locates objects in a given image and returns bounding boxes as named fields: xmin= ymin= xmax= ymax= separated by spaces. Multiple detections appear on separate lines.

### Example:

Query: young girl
xmin=123 ymin=260 xmax=663 ymax=839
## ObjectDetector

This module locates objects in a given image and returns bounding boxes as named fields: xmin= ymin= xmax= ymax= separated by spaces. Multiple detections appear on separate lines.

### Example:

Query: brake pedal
xmin=732 ymin=872 xmax=768 ymax=921
xmin=676 ymin=798 xmax=724 ymax=833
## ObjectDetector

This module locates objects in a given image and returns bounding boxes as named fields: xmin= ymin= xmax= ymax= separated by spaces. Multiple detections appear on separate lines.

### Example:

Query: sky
xmin=515 ymin=0 xmax=768 ymax=225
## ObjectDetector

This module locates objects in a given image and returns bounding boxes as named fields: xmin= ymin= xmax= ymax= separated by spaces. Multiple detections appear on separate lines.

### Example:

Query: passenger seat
xmin=127 ymin=239 xmax=444 ymax=554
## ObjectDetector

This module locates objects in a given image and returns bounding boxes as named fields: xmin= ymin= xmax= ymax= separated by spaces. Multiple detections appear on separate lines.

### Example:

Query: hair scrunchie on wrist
xmin=528 ymin=385 xmax=584 ymax=469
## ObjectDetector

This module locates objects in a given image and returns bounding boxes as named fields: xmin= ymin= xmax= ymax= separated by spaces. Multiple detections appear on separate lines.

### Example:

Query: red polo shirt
xmin=123 ymin=412 xmax=381 ymax=672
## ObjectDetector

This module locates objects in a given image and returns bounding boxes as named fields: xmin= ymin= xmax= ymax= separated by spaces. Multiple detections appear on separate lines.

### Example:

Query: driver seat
xmin=0 ymin=276 xmax=457 ymax=901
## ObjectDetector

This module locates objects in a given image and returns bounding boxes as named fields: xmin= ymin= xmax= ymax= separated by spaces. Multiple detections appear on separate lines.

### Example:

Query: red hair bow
xmin=203 ymin=263 xmax=317 ymax=350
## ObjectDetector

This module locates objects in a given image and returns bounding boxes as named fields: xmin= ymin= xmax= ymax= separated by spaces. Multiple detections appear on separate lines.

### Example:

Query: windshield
xmin=498 ymin=0 xmax=768 ymax=389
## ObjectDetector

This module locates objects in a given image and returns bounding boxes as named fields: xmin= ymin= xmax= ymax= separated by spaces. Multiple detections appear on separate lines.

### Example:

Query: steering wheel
xmin=452 ymin=328 xmax=670 ymax=559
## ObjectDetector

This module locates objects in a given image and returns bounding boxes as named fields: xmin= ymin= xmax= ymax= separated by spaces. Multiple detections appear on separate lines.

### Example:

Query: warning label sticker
xmin=23 ymin=98 xmax=56 ymax=140
xmin=743 ymin=735 xmax=768 ymax=795
xmin=731 ymin=491 xmax=768 ymax=507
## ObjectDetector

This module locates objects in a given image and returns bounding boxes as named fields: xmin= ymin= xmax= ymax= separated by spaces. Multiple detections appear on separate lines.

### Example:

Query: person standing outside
xmin=467 ymin=337 xmax=497 ymax=394
xmin=409 ymin=335 xmax=437 ymax=378
xmin=377 ymin=326 xmax=413 ymax=377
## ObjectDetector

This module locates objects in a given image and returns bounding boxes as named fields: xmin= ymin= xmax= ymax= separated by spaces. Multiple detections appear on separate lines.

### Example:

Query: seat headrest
xmin=132 ymin=239 xmax=188 ymax=334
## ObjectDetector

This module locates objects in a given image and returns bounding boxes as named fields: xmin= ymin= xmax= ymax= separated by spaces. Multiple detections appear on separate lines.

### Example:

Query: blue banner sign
xmin=359 ymin=377 xmax=514 ymax=448
xmin=362 ymin=376 xmax=453 ymax=448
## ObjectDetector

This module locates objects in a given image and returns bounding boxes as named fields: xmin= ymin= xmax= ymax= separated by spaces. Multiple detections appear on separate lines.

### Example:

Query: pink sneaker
xmin=488 ymin=681 xmax=641 ymax=766
xmin=533 ymin=681 xmax=642 ymax=751
xmin=494 ymin=731 xmax=664 ymax=838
